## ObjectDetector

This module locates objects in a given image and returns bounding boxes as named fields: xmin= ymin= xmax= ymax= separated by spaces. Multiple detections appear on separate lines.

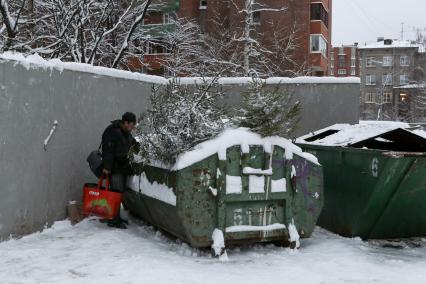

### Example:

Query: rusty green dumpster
xmin=124 ymin=128 xmax=323 ymax=251
xmin=297 ymin=122 xmax=426 ymax=239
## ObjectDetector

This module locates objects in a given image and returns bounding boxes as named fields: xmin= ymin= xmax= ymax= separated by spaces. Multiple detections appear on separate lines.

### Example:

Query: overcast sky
xmin=332 ymin=0 xmax=426 ymax=46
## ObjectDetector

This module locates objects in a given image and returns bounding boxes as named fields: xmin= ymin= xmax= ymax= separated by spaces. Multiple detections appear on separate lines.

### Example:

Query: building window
xmin=338 ymin=69 xmax=347 ymax=75
xmin=366 ymin=57 xmax=376 ymax=67
xmin=382 ymin=74 xmax=393 ymax=85
xmin=310 ymin=34 xmax=328 ymax=58
xmin=163 ymin=13 xmax=171 ymax=24
xmin=351 ymin=47 xmax=356 ymax=59
xmin=200 ymin=0 xmax=207 ymax=9
xmin=338 ymin=55 xmax=345 ymax=68
xmin=310 ymin=3 xmax=329 ymax=27
xmin=351 ymin=68 xmax=356 ymax=76
xmin=382 ymin=56 xmax=393 ymax=67
xmin=252 ymin=11 xmax=261 ymax=24
xmin=366 ymin=75 xmax=376 ymax=85
xmin=330 ymin=69 xmax=334 ymax=76
xmin=145 ymin=40 xmax=169 ymax=55
xmin=400 ymin=74 xmax=409 ymax=85
xmin=365 ymin=92 xmax=376 ymax=103
xmin=399 ymin=93 xmax=408 ymax=102
xmin=383 ymin=92 xmax=393 ymax=103
xmin=400 ymin=55 xmax=410 ymax=66
xmin=351 ymin=59 xmax=356 ymax=67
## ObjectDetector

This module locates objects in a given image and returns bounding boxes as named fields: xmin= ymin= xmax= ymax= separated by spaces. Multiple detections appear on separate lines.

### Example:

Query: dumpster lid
xmin=297 ymin=121 xmax=426 ymax=152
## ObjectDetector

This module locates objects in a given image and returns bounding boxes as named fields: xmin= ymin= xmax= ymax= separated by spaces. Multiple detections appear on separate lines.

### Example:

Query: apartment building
xmin=358 ymin=38 xmax=425 ymax=121
xmin=135 ymin=0 xmax=332 ymax=76
xmin=329 ymin=44 xmax=360 ymax=77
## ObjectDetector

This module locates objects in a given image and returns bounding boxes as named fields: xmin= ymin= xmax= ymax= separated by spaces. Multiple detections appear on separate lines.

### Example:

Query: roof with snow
xmin=394 ymin=83 xmax=426 ymax=89
xmin=359 ymin=40 xmax=425 ymax=53
xmin=297 ymin=121 xmax=426 ymax=152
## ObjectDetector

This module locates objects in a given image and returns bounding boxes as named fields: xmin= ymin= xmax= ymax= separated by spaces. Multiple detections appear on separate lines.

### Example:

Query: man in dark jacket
xmin=101 ymin=112 xmax=139 ymax=229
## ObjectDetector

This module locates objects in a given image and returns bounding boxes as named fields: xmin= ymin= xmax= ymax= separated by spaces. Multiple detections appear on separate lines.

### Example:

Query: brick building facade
xmin=137 ymin=0 xmax=332 ymax=76
xmin=329 ymin=44 xmax=360 ymax=77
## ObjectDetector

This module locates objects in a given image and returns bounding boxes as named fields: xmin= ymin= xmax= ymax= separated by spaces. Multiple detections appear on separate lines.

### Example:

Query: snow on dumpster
xmin=124 ymin=128 xmax=323 ymax=251
xmin=297 ymin=121 xmax=426 ymax=239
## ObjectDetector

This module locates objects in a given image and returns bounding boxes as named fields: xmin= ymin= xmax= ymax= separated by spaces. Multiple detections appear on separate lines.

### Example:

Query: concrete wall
xmin=0 ymin=57 xmax=359 ymax=240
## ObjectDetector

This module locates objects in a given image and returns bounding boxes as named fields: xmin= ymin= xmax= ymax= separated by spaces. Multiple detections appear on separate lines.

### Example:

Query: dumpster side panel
xmin=124 ymin=167 xmax=188 ymax=242
xmin=352 ymin=157 xmax=414 ymax=238
xmin=301 ymin=143 xmax=426 ymax=239
xmin=369 ymin=157 xmax=426 ymax=238
xmin=291 ymin=155 xmax=324 ymax=238
xmin=302 ymin=146 xmax=394 ymax=237
xmin=176 ymin=156 xmax=218 ymax=248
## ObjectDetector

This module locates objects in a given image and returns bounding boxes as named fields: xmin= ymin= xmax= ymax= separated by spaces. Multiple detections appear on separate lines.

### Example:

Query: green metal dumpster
xmin=124 ymin=129 xmax=323 ymax=252
xmin=297 ymin=122 xmax=426 ymax=239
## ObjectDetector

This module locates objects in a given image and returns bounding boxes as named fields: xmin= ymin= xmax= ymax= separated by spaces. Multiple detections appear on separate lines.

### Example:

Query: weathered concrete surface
xmin=0 ymin=58 xmax=359 ymax=239
xmin=0 ymin=60 xmax=152 ymax=239
xmin=221 ymin=82 xmax=360 ymax=137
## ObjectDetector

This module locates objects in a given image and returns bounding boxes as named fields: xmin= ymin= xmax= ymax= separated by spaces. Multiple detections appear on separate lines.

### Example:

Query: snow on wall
xmin=271 ymin=178 xmax=287 ymax=193
xmin=0 ymin=52 xmax=168 ymax=85
xmin=226 ymin=175 xmax=243 ymax=194
xmin=248 ymin=175 xmax=265 ymax=194
xmin=0 ymin=52 xmax=360 ymax=86
xmin=127 ymin=173 xmax=176 ymax=206
xmin=226 ymin=223 xmax=286 ymax=233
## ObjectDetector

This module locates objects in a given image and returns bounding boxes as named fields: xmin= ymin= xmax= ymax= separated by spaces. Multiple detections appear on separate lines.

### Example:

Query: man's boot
xmin=107 ymin=216 xmax=127 ymax=229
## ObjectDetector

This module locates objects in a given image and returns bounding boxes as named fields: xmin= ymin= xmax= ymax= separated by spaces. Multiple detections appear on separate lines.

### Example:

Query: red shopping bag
xmin=82 ymin=175 xmax=122 ymax=220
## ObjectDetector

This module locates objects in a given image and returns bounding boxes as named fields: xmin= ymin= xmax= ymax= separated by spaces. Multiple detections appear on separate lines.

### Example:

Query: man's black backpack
xmin=87 ymin=144 xmax=102 ymax=178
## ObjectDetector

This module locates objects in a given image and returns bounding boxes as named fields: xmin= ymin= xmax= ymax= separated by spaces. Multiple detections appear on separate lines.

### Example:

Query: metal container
xmin=298 ymin=123 xmax=426 ymax=239
xmin=124 ymin=137 xmax=323 ymax=250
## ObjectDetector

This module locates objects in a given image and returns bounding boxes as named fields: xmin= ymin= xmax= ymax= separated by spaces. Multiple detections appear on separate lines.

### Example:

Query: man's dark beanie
xmin=122 ymin=112 xmax=137 ymax=123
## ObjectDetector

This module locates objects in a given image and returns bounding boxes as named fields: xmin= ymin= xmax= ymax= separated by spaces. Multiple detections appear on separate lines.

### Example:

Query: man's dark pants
xmin=110 ymin=173 xmax=127 ymax=193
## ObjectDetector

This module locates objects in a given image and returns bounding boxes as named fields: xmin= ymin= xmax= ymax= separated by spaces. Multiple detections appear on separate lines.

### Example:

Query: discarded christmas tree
xmin=235 ymin=78 xmax=301 ymax=137
xmin=135 ymin=78 xmax=228 ymax=165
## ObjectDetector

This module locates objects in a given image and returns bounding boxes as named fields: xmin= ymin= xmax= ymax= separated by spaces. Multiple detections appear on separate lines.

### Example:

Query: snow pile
xmin=1 ymin=218 xmax=426 ymax=283
xmin=211 ymin=229 xmax=227 ymax=260
xmin=127 ymin=173 xmax=176 ymax=206
xmin=288 ymin=220 xmax=301 ymax=249
xmin=174 ymin=128 xmax=319 ymax=170
xmin=297 ymin=121 xmax=412 ymax=147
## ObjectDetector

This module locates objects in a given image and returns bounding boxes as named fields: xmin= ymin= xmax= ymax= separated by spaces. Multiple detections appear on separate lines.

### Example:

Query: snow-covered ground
xmin=1 ymin=217 xmax=426 ymax=284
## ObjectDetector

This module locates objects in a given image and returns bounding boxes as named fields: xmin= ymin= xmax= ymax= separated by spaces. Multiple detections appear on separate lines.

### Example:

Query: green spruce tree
xmin=135 ymin=78 xmax=228 ymax=165
xmin=236 ymin=78 xmax=301 ymax=137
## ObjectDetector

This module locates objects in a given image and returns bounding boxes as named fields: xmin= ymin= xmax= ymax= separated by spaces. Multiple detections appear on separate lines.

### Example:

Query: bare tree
xmin=0 ymin=0 xmax=153 ymax=69
xmin=160 ymin=17 xmax=206 ymax=76
xmin=158 ymin=1 xmax=305 ymax=78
